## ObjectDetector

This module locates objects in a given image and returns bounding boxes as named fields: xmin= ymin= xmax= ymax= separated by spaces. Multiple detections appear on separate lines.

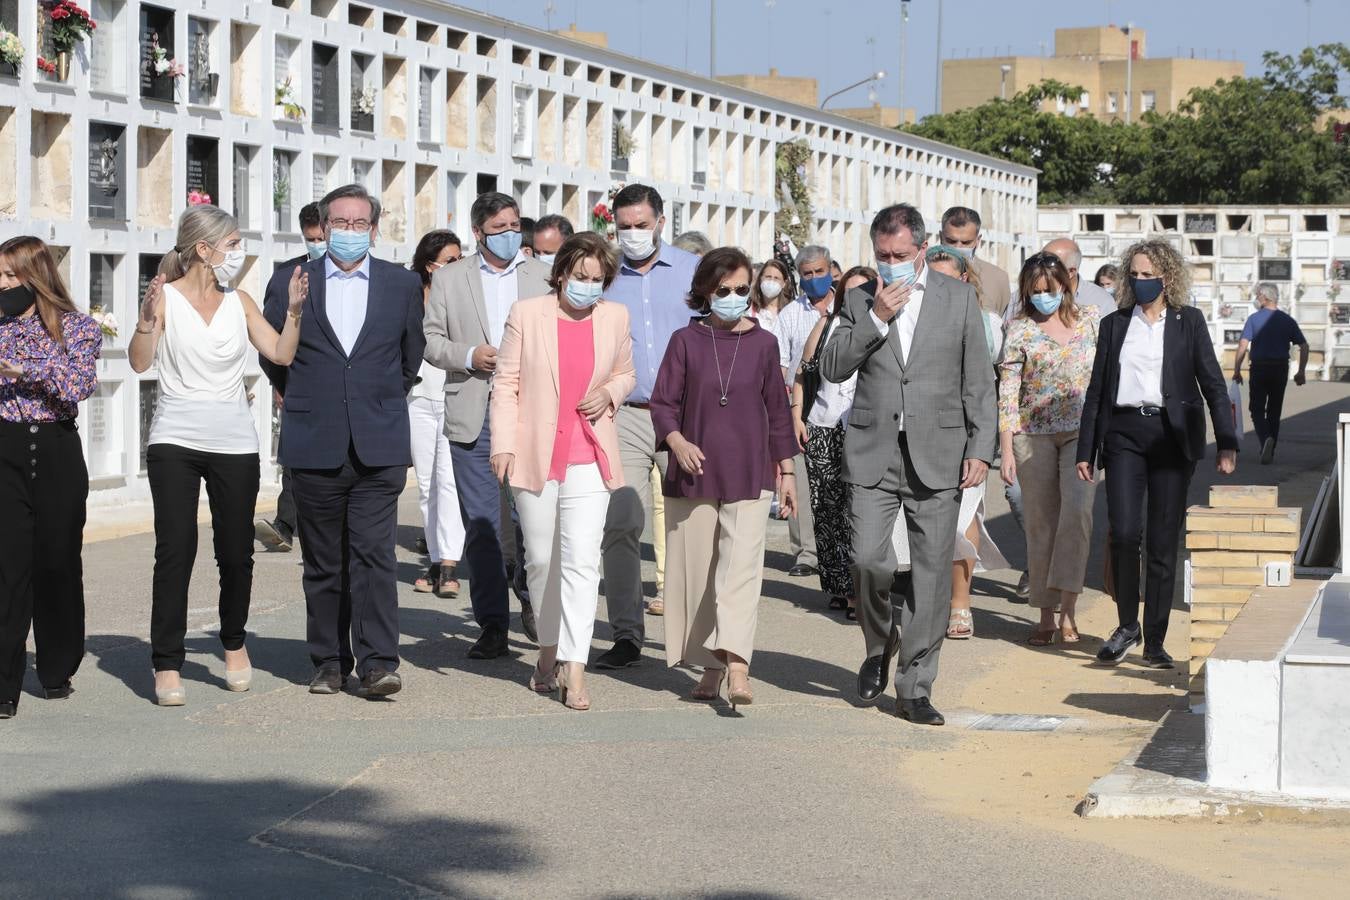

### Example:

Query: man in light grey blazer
xmin=819 ymin=203 xmax=996 ymax=726
xmin=424 ymin=192 xmax=551 ymax=660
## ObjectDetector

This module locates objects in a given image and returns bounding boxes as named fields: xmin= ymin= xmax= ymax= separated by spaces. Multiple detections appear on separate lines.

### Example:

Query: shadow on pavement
xmin=88 ymin=633 xmax=315 ymax=702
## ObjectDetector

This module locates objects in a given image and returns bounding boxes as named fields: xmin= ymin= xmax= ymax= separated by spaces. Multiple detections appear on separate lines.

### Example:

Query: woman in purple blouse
xmin=0 ymin=236 xmax=101 ymax=720
xmin=651 ymin=247 xmax=799 ymax=710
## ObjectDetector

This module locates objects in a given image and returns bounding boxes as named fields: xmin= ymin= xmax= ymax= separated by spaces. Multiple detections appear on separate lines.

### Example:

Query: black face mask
xmin=0 ymin=284 xmax=36 ymax=318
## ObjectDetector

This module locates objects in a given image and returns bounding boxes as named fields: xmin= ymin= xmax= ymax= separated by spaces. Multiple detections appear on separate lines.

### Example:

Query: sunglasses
xmin=713 ymin=284 xmax=751 ymax=298
xmin=1026 ymin=252 xmax=1063 ymax=267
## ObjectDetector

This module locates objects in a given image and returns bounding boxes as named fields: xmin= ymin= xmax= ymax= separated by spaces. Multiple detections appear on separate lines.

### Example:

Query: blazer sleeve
xmin=401 ymin=272 xmax=426 ymax=395
xmin=259 ymin=265 xmax=291 ymax=396
xmin=602 ymin=306 xmax=637 ymax=412
xmin=489 ymin=303 xmax=524 ymax=458
xmin=958 ymin=283 xmax=998 ymax=463
xmin=649 ymin=331 xmax=686 ymax=452
xmin=818 ymin=283 xmax=888 ymax=383
xmin=1193 ymin=308 xmax=1239 ymax=454
xmin=1077 ymin=313 xmax=1113 ymax=467
xmin=422 ymin=267 xmax=475 ymax=374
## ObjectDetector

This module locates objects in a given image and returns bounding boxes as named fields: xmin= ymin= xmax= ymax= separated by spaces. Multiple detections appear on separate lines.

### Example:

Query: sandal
xmin=1059 ymin=615 xmax=1080 ymax=643
xmin=435 ymin=564 xmax=460 ymax=599
xmin=827 ymin=596 xmax=848 ymax=611
xmin=689 ymin=668 xmax=725 ymax=702
xmin=528 ymin=661 xmax=558 ymax=693
xmin=845 ymin=605 xmax=858 ymax=621
xmin=946 ymin=608 xmax=974 ymax=640
xmin=1028 ymin=625 xmax=1057 ymax=646
xmin=646 ymin=596 xmax=665 ymax=616
xmin=413 ymin=563 xmax=440 ymax=594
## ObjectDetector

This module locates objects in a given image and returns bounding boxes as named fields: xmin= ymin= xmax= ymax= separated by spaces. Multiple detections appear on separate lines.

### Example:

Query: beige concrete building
xmin=717 ymin=69 xmax=916 ymax=129
xmin=943 ymin=26 xmax=1243 ymax=122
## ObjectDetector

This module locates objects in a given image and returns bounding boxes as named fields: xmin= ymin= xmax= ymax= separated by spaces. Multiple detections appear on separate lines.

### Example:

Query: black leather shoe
xmin=1142 ymin=648 xmax=1175 ymax=669
xmin=253 ymin=518 xmax=293 ymax=552
xmin=467 ymin=624 xmax=509 ymax=660
xmin=788 ymin=563 xmax=818 ymax=578
xmin=43 ymin=681 xmax=73 ymax=700
xmin=358 ymin=669 xmax=403 ymax=698
xmin=519 ymin=599 xmax=538 ymax=644
xmin=593 ymin=638 xmax=643 ymax=670
xmin=308 ymin=664 xmax=345 ymax=695
xmin=857 ymin=627 xmax=901 ymax=703
xmin=0 ymin=701 xmax=15 ymax=718
xmin=897 ymin=696 xmax=945 ymax=726
xmin=1095 ymin=624 xmax=1142 ymax=665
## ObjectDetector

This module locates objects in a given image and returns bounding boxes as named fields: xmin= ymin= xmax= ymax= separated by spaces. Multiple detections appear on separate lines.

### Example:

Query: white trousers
xmin=514 ymin=463 xmax=611 ymax=663
xmin=408 ymin=396 xmax=465 ymax=562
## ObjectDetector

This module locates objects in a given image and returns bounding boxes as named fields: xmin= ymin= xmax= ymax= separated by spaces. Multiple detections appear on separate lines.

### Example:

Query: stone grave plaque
xmin=1184 ymin=213 xmax=1216 ymax=233
xmin=186 ymin=135 xmax=219 ymax=204
xmin=1258 ymin=259 xmax=1293 ymax=281
xmin=351 ymin=53 xmax=374 ymax=132
xmin=87 ymin=123 xmax=126 ymax=220
xmin=139 ymin=5 xmax=175 ymax=102
xmin=312 ymin=43 xmax=339 ymax=127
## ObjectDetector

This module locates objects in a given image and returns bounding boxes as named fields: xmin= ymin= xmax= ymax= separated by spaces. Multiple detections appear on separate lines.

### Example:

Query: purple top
xmin=0 ymin=311 xmax=102 ymax=423
xmin=651 ymin=317 xmax=798 ymax=501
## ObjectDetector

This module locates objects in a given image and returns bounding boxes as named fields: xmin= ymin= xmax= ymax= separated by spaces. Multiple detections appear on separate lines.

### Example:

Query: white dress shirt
xmin=1116 ymin=304 xmax=1166 ymax=407
xmin=870 ymin=264 xmax=929 ymax=431
xmin=324 ymin=254 xmax=370 ymax=356
xmin=806 ymin=317 xmax=857 ymax=429
xmin=464 ymin=251 xmax=526 ymax=371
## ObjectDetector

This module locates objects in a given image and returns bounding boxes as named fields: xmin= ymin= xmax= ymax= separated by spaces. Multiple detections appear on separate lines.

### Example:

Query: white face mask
xmin=210 ymin=248 xmax=246 ymax=285
xmin=759 ymin=278 xmax=783 ymax=300
xmin=617 ymin=228 xmax=656 ymax=261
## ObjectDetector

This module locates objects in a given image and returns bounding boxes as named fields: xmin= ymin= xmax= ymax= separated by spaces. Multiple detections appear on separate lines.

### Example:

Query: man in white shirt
xmin=423 ymin=192 xmax=551 ymax=660
xmin=1044 ymin=238 xmax=1117 ymax=319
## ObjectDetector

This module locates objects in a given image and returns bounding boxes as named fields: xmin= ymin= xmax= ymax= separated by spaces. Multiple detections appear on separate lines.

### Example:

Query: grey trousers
xmin=786 ymin=451 xmax=818 ymax=568
xmin=601 ymin=406 xmax=669 ymax=645
xmin=850 ymin=435 xmax=961 ymax=701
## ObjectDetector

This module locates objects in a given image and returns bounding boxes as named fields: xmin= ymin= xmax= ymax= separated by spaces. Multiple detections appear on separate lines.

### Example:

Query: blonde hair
xmin=1118 ymin=239 xmax=1191 ymax=310
xmin=158 ymin=204 xmax=239 ymax=280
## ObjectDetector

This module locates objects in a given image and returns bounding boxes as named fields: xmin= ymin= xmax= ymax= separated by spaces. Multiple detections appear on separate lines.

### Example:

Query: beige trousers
xmin=650 ymin=465 xmax=665 ymax=593
xmin=1013 ymin=432 xmax=1097 ymax=610
xmin=663 ymin=492 xmax=772 ymax=669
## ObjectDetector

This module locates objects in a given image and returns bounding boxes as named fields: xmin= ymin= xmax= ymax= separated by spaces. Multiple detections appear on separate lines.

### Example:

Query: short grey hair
xmin=319 ymin=183 xmax=382 ymax=226
xmin=672 ymin=231 xmax=713 ymax=256
xmin=795 ymin=244 xmax=832 ymax=271
xmin=870 ymin=204 xmax=927 ymax=246
xmin=1254 ymin=281 xmax=1280 ymax=305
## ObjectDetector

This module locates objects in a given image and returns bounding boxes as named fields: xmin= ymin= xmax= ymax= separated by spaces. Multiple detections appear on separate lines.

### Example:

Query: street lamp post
xmin=999 ymin=63 xmax=1011 ymax=100
xmin=899 ymin=0 xmax=910 ymax=123
xmin=934 ymin=0 xmax=944 ymax=113
xmin=820 ymin=70 xmax=887 ymax=110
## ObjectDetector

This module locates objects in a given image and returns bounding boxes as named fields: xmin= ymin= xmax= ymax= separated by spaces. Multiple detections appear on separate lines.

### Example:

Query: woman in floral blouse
xmin=998 ymin=252 xmax=1099 ymax=646
xmin=0 ymin=236 xmax=101 ymax=720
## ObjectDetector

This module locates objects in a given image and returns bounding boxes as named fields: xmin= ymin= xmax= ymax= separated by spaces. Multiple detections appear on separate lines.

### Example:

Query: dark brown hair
xmin=1016 ymin=251 xmax=1078 ymax=325
xmin=0 ymin=236 xmax=80 ymax=347
xmin=686 ymin=247 xmax=752 ymax=313
xmin=547 ymin=232 xmax=620 ymax=294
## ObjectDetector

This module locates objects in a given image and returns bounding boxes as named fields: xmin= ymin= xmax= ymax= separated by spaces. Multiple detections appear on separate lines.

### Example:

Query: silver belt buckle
xmin=1140 ymin=406 xmax=1158 ymax=417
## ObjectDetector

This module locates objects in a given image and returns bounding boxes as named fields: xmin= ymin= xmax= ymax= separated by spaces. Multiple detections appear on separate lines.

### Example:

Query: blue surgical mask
xmin=564 ymin=279 xmax=603 ymax=309
xmin=1130 ymin=276 xmax=1164 ymax=305
xmin=305 ymin=240 xmax=328 ymax=261
xmin=801 ymin=274 xmax=833 ymax=300
xmin=536 ymin=253 xmax=556 ymax=267
xmin=878 ymin=259 xmax=917 ymax=287
xmin=327 ymin=229 xmax=370 ymax=264
xmin=710 ymin=295 xmax=749 ymax=321
xmin=483 ymin=229 xmax=523 ymax=261
xmin=947 ymin=245 xmax=975 ymax=260
xmin=1030 ymin=291 xmax=1063 ymax=315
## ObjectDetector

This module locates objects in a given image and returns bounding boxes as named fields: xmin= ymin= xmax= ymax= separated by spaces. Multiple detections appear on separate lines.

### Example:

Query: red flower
xmin=36 ymin=56 xmax=56 ymax=74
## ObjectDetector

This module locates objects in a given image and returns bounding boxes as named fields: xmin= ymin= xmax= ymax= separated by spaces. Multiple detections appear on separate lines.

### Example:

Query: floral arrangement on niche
xmin=273 ymin=172 xmax=290 ymax=208
xmin=89 ymin=307 xmax=119 ymax=338
xmin=36 ymin=56 xmax=56 ymax=74
xmin=0 ymin=27 xmax=24 ymax=67
xmin=187 ymin=190 xmax=212 ymax=206
xmin=275 ymin=76 xmax=305 ymax=121
xmin=148 ymin=35 xmax=185 ymax=79
xmin=354 ymin=86 xmax=376 ymax=116
xmin=591 ymin=202 xmax=613 ymax=235
xmin=44 ymin=1 xmax=97 ymax=55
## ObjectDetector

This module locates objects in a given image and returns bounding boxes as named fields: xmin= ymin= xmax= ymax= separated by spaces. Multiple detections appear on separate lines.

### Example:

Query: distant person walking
xmin=1232 ymin=282 xmax=1308 ymax=465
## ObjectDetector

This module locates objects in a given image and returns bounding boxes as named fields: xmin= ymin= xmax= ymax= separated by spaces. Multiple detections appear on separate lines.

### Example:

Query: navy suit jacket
xmin=261 ymin=255 xmax=425 ymax=469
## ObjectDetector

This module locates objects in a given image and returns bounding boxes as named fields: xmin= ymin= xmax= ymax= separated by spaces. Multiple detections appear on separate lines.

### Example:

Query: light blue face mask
xmin=711 ymin=295 xmax=749 ymax=321
xmin=1030 ymin=291 xmax=1063 ymax=315
xmin=878 ymin=259 xmax=917 ymax=287
xmin=305 ymin=240 xmax=328 ymax=261
xmin=536 ymin=253 xmax=557 ymax=267
xmin=327 ymin=229 xmax=370 ymax=264
xmin=564 ymin=279 xmax=603 ymax=309
xmin=483 ymin=229 xmax=523 ymax=261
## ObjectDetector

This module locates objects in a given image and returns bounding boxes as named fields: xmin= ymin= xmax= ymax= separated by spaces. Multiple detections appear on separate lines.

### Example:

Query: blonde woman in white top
xmin=129 ymin=205 xmax=307 ymax=706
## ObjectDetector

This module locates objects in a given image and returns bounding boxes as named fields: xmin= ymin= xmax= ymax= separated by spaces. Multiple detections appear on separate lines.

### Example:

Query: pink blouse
xmin=547 ymin=318 xmax=611 ymax=482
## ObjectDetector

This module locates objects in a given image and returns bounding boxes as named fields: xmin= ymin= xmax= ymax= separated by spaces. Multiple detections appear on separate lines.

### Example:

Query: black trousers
xmin=1102 ymin=410 xmax=1196 ymax=648
xmin=1248 ymin=361 xmax=1289 ymax=447
xmin=275 ymin=466 xmax=297 ymax=535
xmin=291 ymin=448 xmax=404 ymax=677
xmin=146 ymin=444 xmax=260 ymax=671
xmin=0 ymin=420 xmax=88 ymax=706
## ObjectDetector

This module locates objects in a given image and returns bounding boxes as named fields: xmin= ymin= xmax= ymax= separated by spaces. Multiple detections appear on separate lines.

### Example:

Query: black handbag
xmin=797 ymin=314 xmax=832 ymax=423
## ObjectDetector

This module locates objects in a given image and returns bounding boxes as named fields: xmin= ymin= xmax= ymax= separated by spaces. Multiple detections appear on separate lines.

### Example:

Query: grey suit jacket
xmin=423 ymin=253 xmax=552 ymax=442
xmin=818 ymin=271 xmax=997 ymax=491
xmin=972 ymin=255 xmax=1012 ymax=318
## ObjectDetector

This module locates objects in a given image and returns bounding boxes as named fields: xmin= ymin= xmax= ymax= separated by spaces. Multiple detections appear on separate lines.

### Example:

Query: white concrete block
xmin=1207 ymin=657 xmax=1282 ymax=792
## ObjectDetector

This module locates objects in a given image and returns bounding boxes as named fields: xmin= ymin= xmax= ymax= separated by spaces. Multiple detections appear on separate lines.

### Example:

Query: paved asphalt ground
xmin=3 ymin=382 xmax=1347 ymax=898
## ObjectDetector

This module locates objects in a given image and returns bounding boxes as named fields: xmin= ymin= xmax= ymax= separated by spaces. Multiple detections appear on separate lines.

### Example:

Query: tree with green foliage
xmin=902 ymin=45 xmax=1350 ymax=206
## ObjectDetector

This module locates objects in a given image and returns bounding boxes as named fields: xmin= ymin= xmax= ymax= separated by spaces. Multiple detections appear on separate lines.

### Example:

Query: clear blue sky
xmin=456 ymin=0 xmax=1346 ymax=117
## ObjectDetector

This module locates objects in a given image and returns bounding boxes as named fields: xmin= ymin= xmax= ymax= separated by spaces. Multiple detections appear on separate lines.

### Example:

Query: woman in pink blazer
xmin=490 ymin=232 xmax=636 ymax=710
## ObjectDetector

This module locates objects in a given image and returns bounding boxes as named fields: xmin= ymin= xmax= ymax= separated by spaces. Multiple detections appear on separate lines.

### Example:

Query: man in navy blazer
xmin=261 ymin=184 xmax=425 ymax=698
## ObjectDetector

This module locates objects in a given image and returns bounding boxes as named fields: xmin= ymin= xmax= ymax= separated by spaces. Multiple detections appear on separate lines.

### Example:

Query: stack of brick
xmin=1185 ymin=485 xmax=1301 ymax=705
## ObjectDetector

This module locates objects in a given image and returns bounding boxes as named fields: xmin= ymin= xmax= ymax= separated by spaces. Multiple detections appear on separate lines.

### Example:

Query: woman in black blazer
xmin=1076 ymin=239 xmax=1238 ymax=668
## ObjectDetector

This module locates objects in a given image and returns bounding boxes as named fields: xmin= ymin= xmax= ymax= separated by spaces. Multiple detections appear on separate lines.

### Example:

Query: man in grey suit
xmin=423 ymin=192 xmax=551 ymax=659
xmin=819 ymin=203 xmax=997 ymax=726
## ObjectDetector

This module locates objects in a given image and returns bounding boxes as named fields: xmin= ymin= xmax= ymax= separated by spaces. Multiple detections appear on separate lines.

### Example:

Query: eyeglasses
xmin=713 ymin=284 xmax=751 ymax=298
xmin=329 ymin=218 xmax=372 ymax=232
xmin=1026 ymin=252 xmax=1063 ymax=267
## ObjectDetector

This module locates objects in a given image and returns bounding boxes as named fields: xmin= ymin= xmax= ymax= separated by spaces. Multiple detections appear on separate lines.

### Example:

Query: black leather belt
xmin=623 ymin=401 xmax=651 ymax=411
xmin=1115 ymin=405 xmax=1164 ymax=417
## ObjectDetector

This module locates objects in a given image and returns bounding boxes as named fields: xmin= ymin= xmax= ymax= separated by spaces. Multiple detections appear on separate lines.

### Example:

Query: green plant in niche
xmin=273 ymin=172 xmax=290 ymax=208
xmin=613 ymin=124 xmax=636 ymax=160
xmin=775 ymin=140 xmax=813 ymax=248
